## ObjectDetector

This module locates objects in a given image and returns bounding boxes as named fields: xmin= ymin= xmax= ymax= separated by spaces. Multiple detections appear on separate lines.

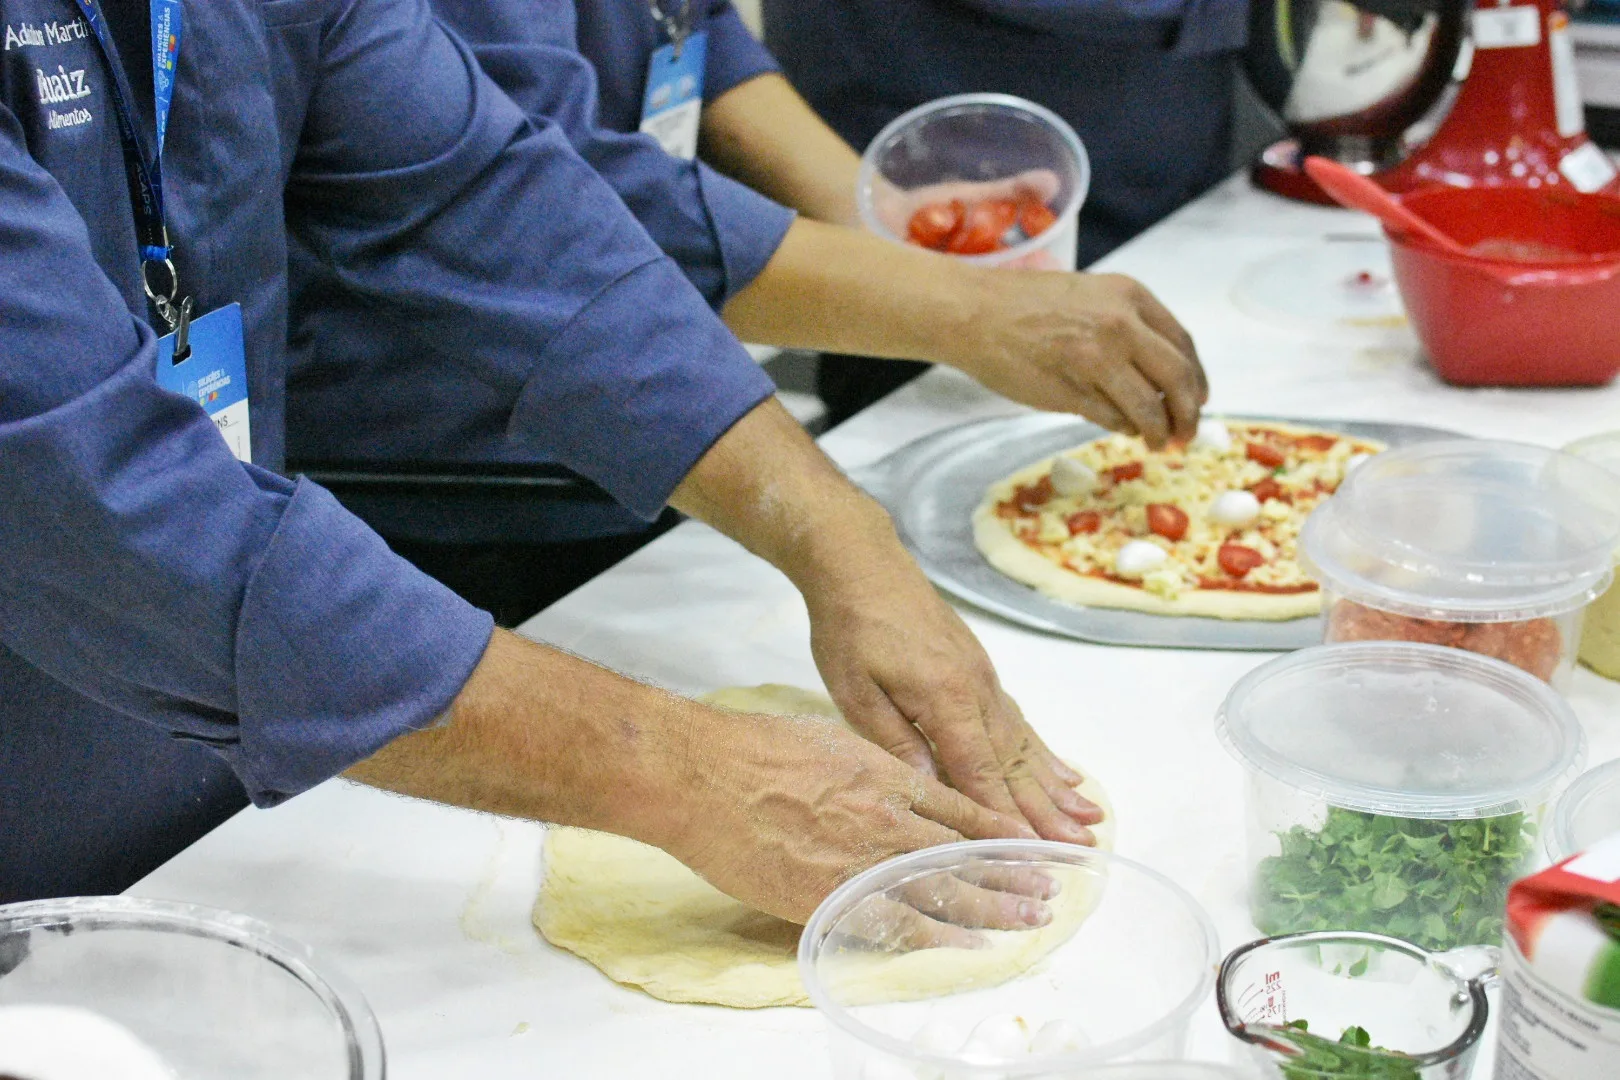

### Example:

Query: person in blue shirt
xmin=1 ymin=0 xmax=1097 ymax=911
xmin=286 ymin=0 xmax=1207 ymax=599
xmin=757 ymin=0 xmax=1246 ymax=420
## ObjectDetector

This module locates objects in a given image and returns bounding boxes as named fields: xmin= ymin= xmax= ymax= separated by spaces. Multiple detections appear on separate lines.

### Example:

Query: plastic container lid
xmin=1216 ymin=642 xmax=1585 ymax=819
xmin=1549 ymin=758 xmax=1620 ymax=864
xmin=1563 ymin=432 xmax=1620 ymax=554
xmin=1301 ymin=439 xmax=1620 ymax=620
xmin=1231 ymin=238 xmax=1406 ymax=333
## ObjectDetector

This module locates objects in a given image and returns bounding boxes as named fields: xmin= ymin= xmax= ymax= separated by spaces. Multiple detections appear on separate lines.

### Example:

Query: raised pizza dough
xmin=533 ymin=685 xmax=1115 ymax=1008
xmin=973 ymin=422 xmax=1371 ymax=621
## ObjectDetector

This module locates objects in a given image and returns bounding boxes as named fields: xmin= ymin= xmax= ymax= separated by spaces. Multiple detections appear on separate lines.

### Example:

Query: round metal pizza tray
xmin=852 ymin=413 xmax=1466 ymax=651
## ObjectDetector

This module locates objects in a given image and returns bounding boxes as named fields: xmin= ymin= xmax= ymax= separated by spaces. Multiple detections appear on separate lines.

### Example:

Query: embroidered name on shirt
xmin=35 ymin=64 xmax=91 ymax=105
xmin=5 ymin=17 xmax=88 ymax=51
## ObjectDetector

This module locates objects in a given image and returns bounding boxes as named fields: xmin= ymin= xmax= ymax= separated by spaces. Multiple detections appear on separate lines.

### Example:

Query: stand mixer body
xmin=1249 ymin=0 xmax=1620 ymax=201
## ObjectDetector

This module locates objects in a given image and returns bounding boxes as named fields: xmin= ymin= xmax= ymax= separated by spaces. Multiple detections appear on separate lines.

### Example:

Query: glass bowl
xmin=798 ymin=840 xmax=1219 ymax=1079
xmin=0 ymin=896 xmax=384 ymax=1079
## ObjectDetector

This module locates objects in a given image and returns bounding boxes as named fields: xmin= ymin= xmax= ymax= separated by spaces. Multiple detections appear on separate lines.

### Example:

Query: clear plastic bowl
xmin=1562 ymin=431 xmax=1620 ymax=680
xmin=1302 ymin=439 xmax=1620 ymax=687
xmin=1218 ymin=931 xmax=1494 ymax=1080
xmin=1547 ymin=758 xmax=1620 ymax=865
xmin=1216 ymin=642 xmax=1585 ymax=952
xmin=857 ymin=94 xmax=1090 ymax=271
xmin=797 ymin=841 xmax=1219 ymax=1079
xmin=0 ymin=896 xmax=384 ymax=1079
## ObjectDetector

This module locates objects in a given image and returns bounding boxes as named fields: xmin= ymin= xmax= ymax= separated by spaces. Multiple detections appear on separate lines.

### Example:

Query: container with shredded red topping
xmin=1300 ymin=440 xmax=1620 ymax=689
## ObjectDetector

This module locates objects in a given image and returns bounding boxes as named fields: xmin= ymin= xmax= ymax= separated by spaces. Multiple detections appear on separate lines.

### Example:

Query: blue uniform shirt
xmin=762 ymin=0 xmax=1248 ymax=264
xmin=0 ymin=0 xmax=773 ymax=895
xmin=285 ymin=0 xmax=794 ymax=542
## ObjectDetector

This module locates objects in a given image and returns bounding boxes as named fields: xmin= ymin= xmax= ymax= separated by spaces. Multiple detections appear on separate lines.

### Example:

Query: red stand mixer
xmin=1247 ymin=0 xmax=1620 ymax=200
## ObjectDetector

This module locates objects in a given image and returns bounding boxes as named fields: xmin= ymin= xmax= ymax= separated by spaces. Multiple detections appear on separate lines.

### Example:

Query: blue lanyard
xmin=70 ymin=0 xmax=186 ymax=329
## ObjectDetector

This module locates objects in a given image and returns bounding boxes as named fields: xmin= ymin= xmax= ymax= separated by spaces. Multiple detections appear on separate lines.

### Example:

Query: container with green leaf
xmin=1216 ymin=643 xmax=1583 ymax=950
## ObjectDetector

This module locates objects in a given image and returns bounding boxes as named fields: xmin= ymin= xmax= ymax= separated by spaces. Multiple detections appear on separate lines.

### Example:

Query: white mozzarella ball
xmin=1050 ymin=456 xmax=1098 ymax=498
xmin=1114 ymin=540 xmax=1168 ymax=579
xmin=960 ymin=1014 xmax=1031 ymax=1061
xmin=1028 ymin=1019 xmax=1091 ymax=1056
xmin=1190 ymin=418 xmax=1232 ymax=453
xmin=910 ymin=1018 xmax=965 ymax=1058
xmin=1208 ymin=489 xmax=1262 ymax=528
xmin=862 ymin=1057 xmax=920 ymax=1080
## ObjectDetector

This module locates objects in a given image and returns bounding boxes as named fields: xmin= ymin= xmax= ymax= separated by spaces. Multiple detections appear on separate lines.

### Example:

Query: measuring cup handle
xmin=1435 ymin=944 xmax=1501 ymax=989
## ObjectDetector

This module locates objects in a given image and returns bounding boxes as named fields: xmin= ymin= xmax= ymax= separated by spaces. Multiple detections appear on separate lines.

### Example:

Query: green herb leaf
xmin=1252 ymin=807 xmax=1533 ymax=951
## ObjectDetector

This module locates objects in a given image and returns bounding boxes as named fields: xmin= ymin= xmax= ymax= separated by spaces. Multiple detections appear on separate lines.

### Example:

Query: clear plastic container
xmin=1218 ymin=931 xmax=1496 ymax=1080
xmin=0 ymin=896 xmax=384 ymax=1079
xmin=1547 ymin=758 xmax=1620 ymax=865
xmin=1562 ymin=431 xmax=1620 ymax=680
xmin=857 ymin=94 xmax=1090 ymax=271
xmin=1216 ymin=642 xmax=1585 ymax=952
xmin=797 ymin=840 xmax=1219 ymax=1079
xmin=1301 ymin=439 xmax=1620 ymax=687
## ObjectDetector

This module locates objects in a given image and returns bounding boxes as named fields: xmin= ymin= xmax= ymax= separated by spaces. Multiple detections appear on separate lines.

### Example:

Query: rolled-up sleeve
xmin=703 ymin=0 xmax=780 ymax=99
xmin=290 ymin=0 xmax=775 ymax=507
xmin=430 ymin=0 xmax=793 ymax=307
xmin=0 ymin=114 xmax=493 ymax=806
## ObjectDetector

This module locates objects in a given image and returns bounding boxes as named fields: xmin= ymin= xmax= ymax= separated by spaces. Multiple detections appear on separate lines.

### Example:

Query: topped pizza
xmin=972 ymin=419 xmax=1386 ymax=620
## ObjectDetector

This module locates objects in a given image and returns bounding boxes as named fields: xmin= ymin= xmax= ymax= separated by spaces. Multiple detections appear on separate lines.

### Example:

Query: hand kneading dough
xmin=532 ymin=685 xmax=1115 ymax=1008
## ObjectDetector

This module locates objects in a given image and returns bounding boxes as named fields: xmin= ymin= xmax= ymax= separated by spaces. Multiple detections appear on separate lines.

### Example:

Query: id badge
xmin=155 ymin=303 xmax=252 ymax=464
xmin=639 ymin=30 xmax=707 ymax=160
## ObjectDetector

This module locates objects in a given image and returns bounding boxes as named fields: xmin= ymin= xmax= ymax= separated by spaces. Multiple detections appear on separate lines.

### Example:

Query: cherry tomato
xmin=1018 ymin=199 xmax=1058 ymax=239
xmin=1066 ymin=510 xmax=1102 ymax=536
xmin=907 ymin=200 xmax=964 ymax=251
xmin=1246 ymin=442 xmax=1287 ymax=468
xmin=1108 ymin=462 xmax=1145 ymax=484
xmin=1146 ymin=503 xmax=1189 ymax=542
xmin=1294 ymin=434 xmax=1339 ymax=453
xmin=946 ymin=201 xmax=1012 ymax=255
xmin=1249 ymin=478 xmax=1285 ymax=504
xmin=1014 ymin=475 xmax=1055 ymax=511
xmin=1218 ymin=543 xmax=1265 ymax=578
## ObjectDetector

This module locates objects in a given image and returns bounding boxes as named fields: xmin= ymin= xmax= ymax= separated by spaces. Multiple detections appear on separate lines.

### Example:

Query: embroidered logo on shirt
xmin=4 ymin=16 xmax=88 ymax=51
xmin=35 ymin=64 xmax=91 ymax=104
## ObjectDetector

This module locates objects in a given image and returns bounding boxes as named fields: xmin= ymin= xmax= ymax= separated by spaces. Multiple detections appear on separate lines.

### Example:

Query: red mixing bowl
xmin=1384 ymin=186 xmax=1620 ymax=387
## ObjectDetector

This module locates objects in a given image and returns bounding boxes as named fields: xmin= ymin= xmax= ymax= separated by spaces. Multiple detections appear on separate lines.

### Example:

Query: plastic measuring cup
xmin=0 ymin=896 xmax=384 ymax=1079
xmin=1301 ymin=439 xmax=1620 ymax=688
xmin=1547 ymin=758 xmax=1620 ymax=865
xmin=1218 ymin=931 xmax=1496 ymax=1079
xmin=1216 ymin=642 xmax=1585 ymax=952
xmin=1562 ymin=431 xmax=1620 ymax=680
xmin=797 ymin=841 xmax=1218 ymax=1079
xmin=857 ymin=94 xmax=1090 ymax=271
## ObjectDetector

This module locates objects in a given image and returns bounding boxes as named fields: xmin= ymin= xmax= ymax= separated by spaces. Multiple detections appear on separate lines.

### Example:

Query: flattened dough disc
xmin=533 ymin=685 xmax=1114 ymax=1007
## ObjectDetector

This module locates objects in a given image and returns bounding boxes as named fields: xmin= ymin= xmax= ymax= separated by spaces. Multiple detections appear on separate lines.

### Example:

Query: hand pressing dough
xmin=532 ymin=685 xmax=1115 ymax=1008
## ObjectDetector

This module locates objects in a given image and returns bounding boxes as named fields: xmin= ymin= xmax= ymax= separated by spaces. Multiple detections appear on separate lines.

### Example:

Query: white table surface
xmin=130 ymin=174 xmax=1620 ymax=1077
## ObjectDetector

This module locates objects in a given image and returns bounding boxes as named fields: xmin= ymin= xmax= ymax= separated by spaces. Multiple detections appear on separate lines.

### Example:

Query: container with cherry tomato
xmin=857 ymin=93 xmax=1090 ymax=270
xmin=1300 ymin=440 xmax=1620 ymax=688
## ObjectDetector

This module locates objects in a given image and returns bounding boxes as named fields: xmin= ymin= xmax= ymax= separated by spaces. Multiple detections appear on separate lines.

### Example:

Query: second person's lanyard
xmin=71 ymin=0 xmax=188 ymax=333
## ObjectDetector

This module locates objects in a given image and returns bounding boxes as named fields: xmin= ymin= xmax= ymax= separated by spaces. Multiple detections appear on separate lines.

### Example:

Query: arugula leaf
xmin=1252 ymin=807 xmax=1535 ymax=951
xmin=1275 ymin=1022 xmax=1422 ymax=1079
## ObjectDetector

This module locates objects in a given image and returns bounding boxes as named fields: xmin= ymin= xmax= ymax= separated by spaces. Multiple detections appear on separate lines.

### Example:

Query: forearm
xmin=721 ymin=217 xmax=999 ymax=369
xmin=699 ymin=73 xmax=863 ymax=227
xmin=667 ymin=394 xmax=904 ymax=593
xmin=346 ymin=628 xmax=704 ymax=851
